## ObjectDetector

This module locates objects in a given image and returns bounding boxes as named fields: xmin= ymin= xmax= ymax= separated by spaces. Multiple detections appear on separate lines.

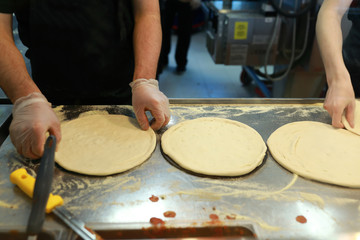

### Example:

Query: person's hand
xmin=323 ymin=81 xmax=355 ymax=128
xmin=130 ymin=78 xmax=170 ymax=130
xmin=9 ymin=93 xmax=61 ymax=159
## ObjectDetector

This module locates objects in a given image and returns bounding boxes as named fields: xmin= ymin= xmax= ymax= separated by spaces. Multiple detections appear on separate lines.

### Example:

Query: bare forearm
xmin=0 ymin=40 xmax=40 ymax=102
xmin=316 ymin=0 xmax=352 ymax=86
xmin=132 ymin=0 xmax=162 ymax=80
xmin=0 ymin=14 xmax=40 ymax=103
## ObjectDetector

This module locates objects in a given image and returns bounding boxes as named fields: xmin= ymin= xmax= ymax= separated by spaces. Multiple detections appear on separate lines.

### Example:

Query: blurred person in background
xmin=158 ymin=0 xmax=202 ymax=74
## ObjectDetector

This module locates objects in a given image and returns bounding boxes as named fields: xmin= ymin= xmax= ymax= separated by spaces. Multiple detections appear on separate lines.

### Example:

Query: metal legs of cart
xmin=241 ymin=66 xmax=272 ymax=98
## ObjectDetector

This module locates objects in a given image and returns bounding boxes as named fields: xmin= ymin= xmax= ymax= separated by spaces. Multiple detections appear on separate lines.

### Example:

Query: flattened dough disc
xmin=55 ymin=115 xmax=156 ymax=176
xmin=267 ymin=121 xmax=360 ymax=188
xmin=161 ymin=117 xmax=267 ymax=176
xmin=342 ymin=99 xmax=360 ymax=135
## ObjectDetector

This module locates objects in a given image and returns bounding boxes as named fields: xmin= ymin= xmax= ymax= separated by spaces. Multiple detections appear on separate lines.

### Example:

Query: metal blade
xmin=52 ymin=207 xmax=101 ymax=240
xmin=27 ymin=136 xmax=56 ymax=237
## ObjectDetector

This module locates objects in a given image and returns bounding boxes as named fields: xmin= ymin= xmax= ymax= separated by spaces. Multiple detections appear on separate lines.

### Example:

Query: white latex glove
xmin=9 ymin=92 xmax=61 ymax=159
xmin=130 ymin=78 xmax=170 ymax=130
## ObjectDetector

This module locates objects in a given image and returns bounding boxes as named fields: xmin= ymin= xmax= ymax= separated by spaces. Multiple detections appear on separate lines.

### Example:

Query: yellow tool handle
xmin=10 ymin=168 xmax=64 ymax=213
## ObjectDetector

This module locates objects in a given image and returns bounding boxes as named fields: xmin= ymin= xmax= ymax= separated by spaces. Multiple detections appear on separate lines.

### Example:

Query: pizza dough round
xmin=342 ymin=99 xmax=360 ymax=135
xmin=55 ymin=114 xmax=156 ymax=176
xmin=161 ymin=117 xmax=267 ymax=176
xmin=267 ymin=121 xmax=360 ymax=188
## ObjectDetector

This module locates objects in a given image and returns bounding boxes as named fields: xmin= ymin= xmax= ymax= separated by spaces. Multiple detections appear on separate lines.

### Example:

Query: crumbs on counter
xmin=0 ymin=200 xmax=18 ymax=209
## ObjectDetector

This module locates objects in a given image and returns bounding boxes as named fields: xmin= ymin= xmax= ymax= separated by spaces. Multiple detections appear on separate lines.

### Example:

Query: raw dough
xmin=55 ymin=115 xmax=156 ymax=176
xmin=161 ymin=117 xmax=267 ymax=176
xmin=342 ymin=99 xmax=360 ymax=135
xmin=267 ymin=121 xmax=360 ymax=188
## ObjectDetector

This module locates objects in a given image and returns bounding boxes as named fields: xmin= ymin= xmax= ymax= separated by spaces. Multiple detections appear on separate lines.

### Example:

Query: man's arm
xmin=130 ymin=0 xmax=170 ymax=131
xmin=0 ymin=13 xmax=40 ymax=101
xmin=316 ymin=0 xmax=355 ymax=128
xmin=132 ymin=0 xmax=162 ymax=80
xmin=0 ymin=13 xmax=61 ymax=159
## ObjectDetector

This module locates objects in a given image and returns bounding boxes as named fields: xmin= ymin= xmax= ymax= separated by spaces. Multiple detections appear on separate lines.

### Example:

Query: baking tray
xmin=0 ymin=99 xmax=359 ymax=240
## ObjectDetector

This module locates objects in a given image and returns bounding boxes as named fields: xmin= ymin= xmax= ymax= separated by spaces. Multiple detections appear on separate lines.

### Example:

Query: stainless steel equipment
xmin=0 ymin=100 xmax=359 ymax=239
xmin=204 ymin=0 xmax=325 ymax=98
xmin=0 ymin=104 xmax=12 ymax=144
xmin=205 ymin=1 xmax=280 ymax=66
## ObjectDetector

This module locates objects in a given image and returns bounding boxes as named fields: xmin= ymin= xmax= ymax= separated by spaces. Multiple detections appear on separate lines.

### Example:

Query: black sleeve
xmin=0 ymin=0 xmax=15 ymax=13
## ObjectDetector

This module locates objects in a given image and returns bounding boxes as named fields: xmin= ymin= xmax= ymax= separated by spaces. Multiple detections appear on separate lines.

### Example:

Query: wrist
xmin=130 ymin=78 xmax=159 ymax=91
xmin=4 ymin=76 xmax=41 ymax=103
xmin=12 ymin=92 xmax=50 ymax=115
xmin=326 ymin=68 xmax=351 ymax=86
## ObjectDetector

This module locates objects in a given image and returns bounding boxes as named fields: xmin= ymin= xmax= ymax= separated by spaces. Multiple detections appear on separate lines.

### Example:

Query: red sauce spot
xmin=226 ymin=214 xmax=236 ymax=220
xmin=163 ymin=211 xmax=176 ymax=218
xmin=296 ymin=215 xmax=307 ymax=224
xmin=149 ymin=195 xmax=159 ymax=202
xmin=206 ymin=213 xmax=223 ymax=225
xmin=150 ymin=217 xmax=165 ymax=226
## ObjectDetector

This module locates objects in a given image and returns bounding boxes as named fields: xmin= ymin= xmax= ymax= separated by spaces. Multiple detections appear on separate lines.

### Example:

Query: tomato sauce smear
xmin=296 ymin=215 xmax=307 ymax=224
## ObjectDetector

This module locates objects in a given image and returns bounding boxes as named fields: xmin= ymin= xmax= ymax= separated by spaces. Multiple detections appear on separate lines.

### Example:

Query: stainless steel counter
xmin=0 ymin=99 xmax=359 ymax=239
xmin=0 ymin=104 xmax=12 ymax=145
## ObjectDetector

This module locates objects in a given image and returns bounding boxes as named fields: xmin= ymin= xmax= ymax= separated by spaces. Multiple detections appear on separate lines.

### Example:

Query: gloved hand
xmin=323 ymin=81 xmax=355 ymax=128
xmin=130 ymin=78 xmax=171 ymax=130
xmin=9 ymin=92 xmax=61 ymax=159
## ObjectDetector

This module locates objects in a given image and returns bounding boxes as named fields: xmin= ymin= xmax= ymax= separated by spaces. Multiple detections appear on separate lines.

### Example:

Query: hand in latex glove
xmin=9 ymin=93 xmax=61 ymax=159
xmin=323 ymin=81 xmax=355 ymax=128
xmin=130 ymin=78 xmax=170 ymax=130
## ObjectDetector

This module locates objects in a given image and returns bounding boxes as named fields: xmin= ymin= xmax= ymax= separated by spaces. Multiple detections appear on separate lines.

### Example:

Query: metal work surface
xmin=0 ymin=99 xmax=359 ymax=239
xmin=0 ymin=105 xmax=12 ymax=126
xmin=0 ymin=105 xmax=12 ymax=145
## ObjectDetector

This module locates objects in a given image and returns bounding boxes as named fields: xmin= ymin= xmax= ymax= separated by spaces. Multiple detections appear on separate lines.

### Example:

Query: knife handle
xmin=10 ymin=168 xmax=64 ymax=213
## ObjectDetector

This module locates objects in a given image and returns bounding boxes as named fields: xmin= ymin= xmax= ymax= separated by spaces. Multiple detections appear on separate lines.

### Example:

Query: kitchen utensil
xmin=26 ymin=135 xmax=56 ymax=240
xmin=10 ymin=148 xmax=103 ymax=240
